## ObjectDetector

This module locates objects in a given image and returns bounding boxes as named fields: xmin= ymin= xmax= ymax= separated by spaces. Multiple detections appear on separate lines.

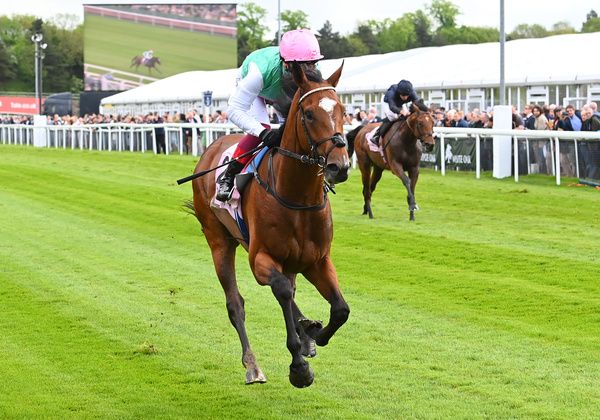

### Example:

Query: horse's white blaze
xmin=319 ymin=97 xmax=337 ymax=129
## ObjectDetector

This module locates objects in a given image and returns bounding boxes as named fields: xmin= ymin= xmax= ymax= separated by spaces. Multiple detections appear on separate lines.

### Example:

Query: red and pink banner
xmin=0 ymin=96 xmax=40 ymax=115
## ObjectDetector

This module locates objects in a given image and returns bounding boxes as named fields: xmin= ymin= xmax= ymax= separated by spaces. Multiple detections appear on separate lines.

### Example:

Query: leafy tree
xmin=582 ymin=10 xmax=600 ymax=33
xmin=345 ymin=35 xmax=369 ymax=57
xmin=280 ymin=10 xmax=309 ymax=33
xmin=508 ymin=23 xmax=548 ymax=40
xmin=435 ymin=25 xmax=498 ymax=45
xmin=549 ymin=21 xmax=575 ymax=35
xmin=0 ymin=39 xmax=17 ymax=85
xmin=352 ymin=24 xmax=379 ymax=54
xmin=411 ymin=10 xmax=433 ymax=47
xmin=316 ymin=20 xmax=353 ymax=59
xmin=377 ymin=15 xmax=418 ymax=53
xmin=429 ymin=0 xmax=460 ymax=29
xmin=236 ymin=2 xmax=270 ymax=66
xmin=586 ymin=9 xmax=598 ymax=21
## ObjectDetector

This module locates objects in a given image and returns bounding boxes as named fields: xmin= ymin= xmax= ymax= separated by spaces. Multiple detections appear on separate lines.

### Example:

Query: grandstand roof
xmin=101 ymin=31 xmax=600 ymax=108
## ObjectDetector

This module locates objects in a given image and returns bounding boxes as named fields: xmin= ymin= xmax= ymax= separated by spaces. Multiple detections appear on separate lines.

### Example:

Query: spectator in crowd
xmin=562 ymin=104 xmax=582 ymax=131
xmin=371 ymin=79 xmax=419 ymax=145
xmin=153 ymin=113 xmax=166 ymax=154
xmin=357 ymin=110 xmax=368 ymax=125
xmin=512 ymin=106 xmax=524 ymax=129
xmin=587 ymin=101 xmax=600 ymax=118
xmin=552 ymin=107 xmax=568 ymax=131
xmin=522 ymin=104 xmax=536 ymax=130
xmin=368 ymin=107 xmax=382 ymax=122
xmin=581 ymin=105 xmax=600 ymax=131
xmin=344 ymin=112 xmax=360 ymax=128
xmin=482 ymin=111 xmax=493 ymax=128
xmin=216 ymin=29 xmax=325 ymax=201
xmin=468 ymin=108 xmax=484 ymax=128
xmin=433 ymin=108 xmax=445 ymax=127
xmin=531 ymin=105 xmax=549 ymax=130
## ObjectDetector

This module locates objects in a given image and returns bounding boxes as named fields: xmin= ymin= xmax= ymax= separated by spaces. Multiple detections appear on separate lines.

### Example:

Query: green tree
xmin=549 ymin=21 xmax=575 ymax=35
xmin=345 ymin=35 xmax=369 ymax=57
xmin=0 ymin=39 xmax=17 ymax=85
xmin=236 ymin=2 xmax=270 ymax=66
xmin=280 ymin=10 xmax=309 ymax=33
xmin=411 ymin=10 xmax=433 ymax=47
xmin=436 ymin=25 xmax=498 ymax=45
xmin=316 ymin=20 xmax=353 ymax=59
xmin=582 ymin=10 xmax=600 ymax=33
xmin=429 ymin=0 xmax=460 ymax=29
xmin=352 ymin=24 xmax=379 ymax=54
xmin=377 ymin=15 xmax=418 ymax=53
xmin=508 ymin=23 xmax=548 ymax=40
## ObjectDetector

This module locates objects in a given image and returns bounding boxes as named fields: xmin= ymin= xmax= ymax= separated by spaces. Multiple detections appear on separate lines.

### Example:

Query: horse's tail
xmin=345 ymin=125 xmax=362 ymax=159
xmin=182 ymin=199 xmax=197 ymax=216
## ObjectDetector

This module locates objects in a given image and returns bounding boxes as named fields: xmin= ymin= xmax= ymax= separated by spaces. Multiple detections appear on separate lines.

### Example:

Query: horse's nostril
xmin=326 ymin=163 xmax=340 ymax=174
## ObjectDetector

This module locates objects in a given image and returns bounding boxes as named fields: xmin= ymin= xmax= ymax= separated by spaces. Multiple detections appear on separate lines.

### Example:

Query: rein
xmin=254 ymin=85 xmax=344 ymax=211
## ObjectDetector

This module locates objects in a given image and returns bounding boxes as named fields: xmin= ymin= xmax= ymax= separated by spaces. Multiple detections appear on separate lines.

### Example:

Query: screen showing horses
xmin=83 ymin=3 xmax=237 ymax=91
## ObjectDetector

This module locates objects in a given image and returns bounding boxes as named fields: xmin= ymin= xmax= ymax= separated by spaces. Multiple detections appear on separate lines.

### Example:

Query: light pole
xmin=31 ymin=33 xmax=47 ymax=115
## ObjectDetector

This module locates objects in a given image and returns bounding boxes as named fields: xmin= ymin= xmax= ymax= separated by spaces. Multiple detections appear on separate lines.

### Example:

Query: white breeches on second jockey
xmin=382 ymin=102 xmax=400 ymax=121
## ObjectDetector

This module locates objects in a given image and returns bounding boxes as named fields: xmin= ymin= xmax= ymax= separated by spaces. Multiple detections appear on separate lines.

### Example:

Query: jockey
xmin=371 ymin=79 xmax=420 ymax=146
xmin=216 ymin=29 xmax=324 ymax=202
xmin=142 ymin=49 xmax=154 ymax=63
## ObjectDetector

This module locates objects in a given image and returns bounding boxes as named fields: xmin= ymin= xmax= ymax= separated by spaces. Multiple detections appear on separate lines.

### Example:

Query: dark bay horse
xmin=346 ymin=102 xmax=435 ymax=221
xmin=130 ymin=56 xmax=161 ymax=73
xmin=190 ymin=62 xmax=350 ymax=387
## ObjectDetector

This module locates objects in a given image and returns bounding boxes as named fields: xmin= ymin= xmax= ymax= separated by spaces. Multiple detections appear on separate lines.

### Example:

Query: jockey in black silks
xmin=371 ymin=79 xmax=420 ymax=146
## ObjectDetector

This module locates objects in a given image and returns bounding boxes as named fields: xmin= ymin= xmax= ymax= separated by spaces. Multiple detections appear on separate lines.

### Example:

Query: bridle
xmin=382 ymin=111 xmax=434 ymax=152
xmin=254 ymin=85 xmax=346 ymax=211
xmin=275 ymin=86 xmax=346 ymax=169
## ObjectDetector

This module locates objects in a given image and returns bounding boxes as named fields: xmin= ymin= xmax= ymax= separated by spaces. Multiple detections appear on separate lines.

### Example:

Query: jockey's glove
xmin=259 ymin=128 xmax=282 ymax=147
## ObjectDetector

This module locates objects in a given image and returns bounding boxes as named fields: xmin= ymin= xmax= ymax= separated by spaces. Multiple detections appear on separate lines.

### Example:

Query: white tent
xmin=100 ymin=31 xmax=600 ymax=114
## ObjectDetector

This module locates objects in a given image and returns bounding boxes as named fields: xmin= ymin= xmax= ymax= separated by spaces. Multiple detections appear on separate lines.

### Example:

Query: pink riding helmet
xmin=279 ymin=29 xmax=324 ymax=62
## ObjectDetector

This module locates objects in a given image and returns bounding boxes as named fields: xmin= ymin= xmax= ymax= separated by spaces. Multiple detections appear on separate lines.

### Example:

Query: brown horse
xmin=189 ymin=62 xmax=350 ymax=387
xmin=130 ymin=56 xmax=161 ymax=73
xmin=346 ymin=102 xmax=435 ymax=221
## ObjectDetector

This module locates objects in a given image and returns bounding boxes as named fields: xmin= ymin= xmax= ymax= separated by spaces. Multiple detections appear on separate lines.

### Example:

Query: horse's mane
xmin=272 ymin=65 xmax=324 ymax=118
xmin=413 ymin=99 xmax=429 ymax=112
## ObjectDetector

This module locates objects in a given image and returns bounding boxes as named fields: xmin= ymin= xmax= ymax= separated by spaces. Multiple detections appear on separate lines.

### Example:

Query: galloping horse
xmin=130 ymin=56 xmax=161 ymax=73
xmin=190 ymin=62 xmax=350 ymax=387
xmin=346 ymin=102 xmax=435 ymax=221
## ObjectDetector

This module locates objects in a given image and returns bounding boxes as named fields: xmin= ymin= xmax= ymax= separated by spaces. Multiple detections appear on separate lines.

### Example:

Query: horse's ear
xmin=290 ymin=62 xmax=309 ymax=88
xmin=327 ymin=60 xmax=344 ymax=87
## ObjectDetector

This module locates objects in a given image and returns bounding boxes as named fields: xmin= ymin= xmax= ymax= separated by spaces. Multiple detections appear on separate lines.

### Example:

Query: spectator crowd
xmin=2 ymin=102 xmax=599 ymax=133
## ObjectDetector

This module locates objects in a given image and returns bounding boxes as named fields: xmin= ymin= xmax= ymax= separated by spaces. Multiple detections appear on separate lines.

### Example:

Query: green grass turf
xmin=84 ymin=14 xmax=236 ymax=77
xmin=1 ymin=145 xmax=599 ymax=418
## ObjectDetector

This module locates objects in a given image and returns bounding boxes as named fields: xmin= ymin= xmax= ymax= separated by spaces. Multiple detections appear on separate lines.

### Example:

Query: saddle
xmin=210 ymin=144 xmax=269 ymax=248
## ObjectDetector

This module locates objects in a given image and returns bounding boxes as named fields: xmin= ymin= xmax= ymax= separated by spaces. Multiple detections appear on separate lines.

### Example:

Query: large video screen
xmin=83 ymin=3 xmax=237 ymax=91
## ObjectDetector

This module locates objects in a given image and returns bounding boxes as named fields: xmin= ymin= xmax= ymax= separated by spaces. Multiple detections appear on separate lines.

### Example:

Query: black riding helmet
xmin=397 ymin=79 xmax=414 ymax=95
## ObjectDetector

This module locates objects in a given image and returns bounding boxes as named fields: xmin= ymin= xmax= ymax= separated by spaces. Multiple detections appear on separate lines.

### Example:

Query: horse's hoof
xmin=299 ymin=319 xmax=323 ymax=340
xmin=289 ymin=361 xmax=314 ymax=388
xmin=245 ymin=367 xmax=267 ymax=384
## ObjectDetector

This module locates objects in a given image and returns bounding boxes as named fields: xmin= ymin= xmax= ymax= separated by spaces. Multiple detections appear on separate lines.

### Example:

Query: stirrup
xmin=216 ymin=179 xmax=234 ymax=201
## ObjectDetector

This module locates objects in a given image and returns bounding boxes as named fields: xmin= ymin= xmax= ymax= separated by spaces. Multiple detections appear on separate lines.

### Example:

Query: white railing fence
xmin=433 ymin=127 xmax=600 ymax=185
xmin=2 ymin=123 xmax=600 ymax=185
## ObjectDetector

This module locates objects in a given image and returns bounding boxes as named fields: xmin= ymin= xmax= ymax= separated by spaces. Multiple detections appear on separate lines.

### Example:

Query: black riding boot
xmin=216 ymin=160 xmax=244 ymax=201
xmin=372 ymin=119 xmax=392 ymax=146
